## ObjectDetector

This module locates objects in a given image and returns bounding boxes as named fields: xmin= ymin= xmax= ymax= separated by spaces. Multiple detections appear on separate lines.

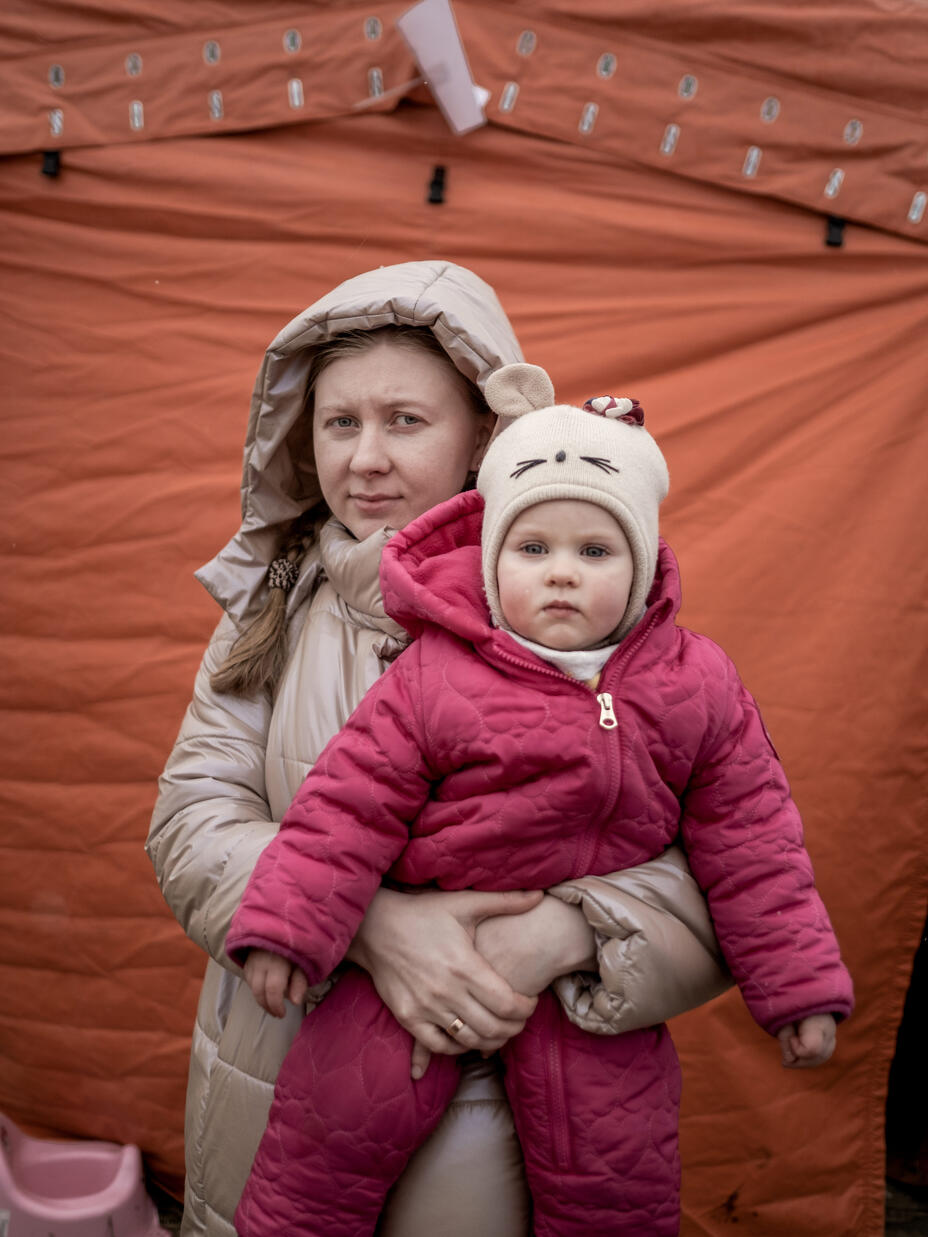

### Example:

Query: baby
xmin=226 ymin=363 xmax=853 ymax=1237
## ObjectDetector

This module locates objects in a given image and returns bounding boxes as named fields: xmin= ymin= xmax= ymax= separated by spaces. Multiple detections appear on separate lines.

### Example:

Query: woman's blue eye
xmin=394 ymin=413 xmax=422 ymax=426
xmin=332 ymin=416 xmax=356 ymax=429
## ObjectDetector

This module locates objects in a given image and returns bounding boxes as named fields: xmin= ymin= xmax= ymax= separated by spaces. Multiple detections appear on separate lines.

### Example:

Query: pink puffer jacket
xmin=228 ymin=489 xmax=853 ymax=1037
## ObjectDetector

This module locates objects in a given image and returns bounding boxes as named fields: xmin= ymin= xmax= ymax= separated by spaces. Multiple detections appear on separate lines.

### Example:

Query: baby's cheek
xmin=499 ymin=580 xmax=534 ymax=623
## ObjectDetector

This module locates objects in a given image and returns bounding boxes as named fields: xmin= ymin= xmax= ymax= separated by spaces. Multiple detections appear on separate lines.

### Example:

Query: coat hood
xmin=196 ymin=261 xmax=523 ymax=625
xmin=381 ymin=488 xmax=682 ymax=657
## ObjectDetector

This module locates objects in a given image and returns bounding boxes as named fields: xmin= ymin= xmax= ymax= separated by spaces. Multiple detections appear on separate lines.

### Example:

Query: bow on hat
xmin=583 ymin=396 xmax=644 ymax=425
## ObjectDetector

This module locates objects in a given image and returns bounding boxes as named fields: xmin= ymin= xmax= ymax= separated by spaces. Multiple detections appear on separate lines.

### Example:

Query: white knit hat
xmin=477 ymin=362 xmax=669 ymax=643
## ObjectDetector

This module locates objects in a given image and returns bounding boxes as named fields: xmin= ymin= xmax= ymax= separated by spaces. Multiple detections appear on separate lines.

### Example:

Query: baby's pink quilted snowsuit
xmin=227 ymin=489 xmax=853 ymax=1237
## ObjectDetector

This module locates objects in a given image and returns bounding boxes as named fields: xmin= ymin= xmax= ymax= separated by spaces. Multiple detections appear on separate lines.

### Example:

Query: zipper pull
xmin=596 ymin=691 xmax=618 ymax=729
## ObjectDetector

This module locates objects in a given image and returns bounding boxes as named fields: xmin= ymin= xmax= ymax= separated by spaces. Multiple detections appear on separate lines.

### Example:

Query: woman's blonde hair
xmin=210 ymin=325 xmax=488 ymax=697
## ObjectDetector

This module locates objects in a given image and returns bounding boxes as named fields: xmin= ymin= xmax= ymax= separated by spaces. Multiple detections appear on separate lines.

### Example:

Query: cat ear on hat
xmin=485 ymin=363 xmax=556 ymax=419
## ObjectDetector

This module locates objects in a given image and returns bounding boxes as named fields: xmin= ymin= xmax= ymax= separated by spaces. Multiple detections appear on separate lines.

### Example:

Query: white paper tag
xmin=397 ymin=0 xmax=487 ymax=134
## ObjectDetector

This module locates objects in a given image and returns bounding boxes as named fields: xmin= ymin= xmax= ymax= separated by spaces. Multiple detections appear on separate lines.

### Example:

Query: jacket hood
xmin=196 ymin=261 xmax=523 ymax=624
xmin=381 ymin=489 xmax=682 ymax=655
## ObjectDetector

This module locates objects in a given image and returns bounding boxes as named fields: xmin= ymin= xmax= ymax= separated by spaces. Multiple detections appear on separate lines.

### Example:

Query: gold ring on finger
xmin=445 ymin=1016 xmax=466 ymax=1037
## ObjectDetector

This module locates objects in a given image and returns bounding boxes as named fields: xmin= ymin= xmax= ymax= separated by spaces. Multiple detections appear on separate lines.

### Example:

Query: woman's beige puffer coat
xmin=147 ymin=261 xmax=729 ymax=1237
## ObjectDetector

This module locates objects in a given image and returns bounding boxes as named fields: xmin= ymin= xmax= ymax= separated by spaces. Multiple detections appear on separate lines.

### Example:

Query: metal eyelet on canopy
xmin=824 ymin=168 xmax=845 ymax=199
xmin=678 ymin=74 xmax=698 ymax=100
xmin=760 ymin=96 xmax=780 ymax=123
xmin=284 ymin=29 xmax=301 ymax=53
xmin=365 ymin=16 xmax=382 ymax=40
xmin=48 ymin=64 xmax=65 ymax=88
xmin=125 ymin=53 xmax=143 ymax=77
xmin=597 ymin=53 xmax=616 ymax=79
xmin=660 ymin=123 xmax=680 ymax=156
xmin=203 ymin=40 xmax=221 ymax=65
xmin=843 ymin=119 xmax=863 ymax=145
xmin=742 ymin=146 xmax=762 ymax=178
xmin=579 ymin=102 xmax=598 ymax=135
xmin=517 ymin=30 xmax=536 ymax=56
xmin=499 ymin=82 xmax=519 ymax=113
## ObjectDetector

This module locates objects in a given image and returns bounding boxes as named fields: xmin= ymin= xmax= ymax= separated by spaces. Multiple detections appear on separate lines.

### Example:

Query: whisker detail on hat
xmin=510 ymin=458 xmax=546 ymax=479
xmin=580 ymin=456 xmax=621 ymax=474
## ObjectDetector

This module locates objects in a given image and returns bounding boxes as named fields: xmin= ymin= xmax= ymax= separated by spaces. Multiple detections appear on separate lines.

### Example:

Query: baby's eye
xmin=582 ymin=545 xmax=609 ymax=558
xmin=520 ymin=542 xmax=546 ymax=555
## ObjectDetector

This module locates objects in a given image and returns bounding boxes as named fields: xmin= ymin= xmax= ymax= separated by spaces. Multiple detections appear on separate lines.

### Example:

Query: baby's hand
xmin=243 ymin=949 xmax=309 ymax=1018
xmin=777 ymin=1014 xmax=837 ymax=1068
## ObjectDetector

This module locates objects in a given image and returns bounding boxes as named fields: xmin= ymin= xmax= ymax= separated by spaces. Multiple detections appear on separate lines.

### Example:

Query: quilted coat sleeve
xmin=548 ymin=845 xmax=733 ymax=1035
xmin=147 ymin=613 xmax=282 ymax=971
xmin=225 ymin=645 xmax=434 ymax=985
xmin=679 ymin=642 xmax=854 ymax=1036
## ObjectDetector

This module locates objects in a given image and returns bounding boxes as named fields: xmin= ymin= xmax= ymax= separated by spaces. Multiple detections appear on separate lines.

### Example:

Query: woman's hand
xmin=345 ymin=886 xmax=543 ymax=1074
xmin=242 ymin=949 xmax=309 ymax=1018
xmin=475 ymin=894 xmax=597 ymax=998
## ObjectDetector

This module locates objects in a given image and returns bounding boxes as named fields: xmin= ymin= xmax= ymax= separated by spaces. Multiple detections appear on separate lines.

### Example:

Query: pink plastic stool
xmin=0 ymin=1112 xmax=170 ymax=1237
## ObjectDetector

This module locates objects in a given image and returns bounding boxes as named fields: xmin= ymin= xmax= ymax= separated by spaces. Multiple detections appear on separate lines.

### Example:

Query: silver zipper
xmin=596 ymin=691 xmax=618 ymax=729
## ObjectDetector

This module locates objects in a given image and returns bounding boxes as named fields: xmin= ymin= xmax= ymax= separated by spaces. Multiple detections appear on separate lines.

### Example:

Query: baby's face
xmin=497 ymin=499 xmax=633 ymax=651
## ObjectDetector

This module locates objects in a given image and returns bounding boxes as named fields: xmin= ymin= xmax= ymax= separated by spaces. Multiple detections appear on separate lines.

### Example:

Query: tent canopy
xmin=1 ymin=4 xmax=926 ymax=1234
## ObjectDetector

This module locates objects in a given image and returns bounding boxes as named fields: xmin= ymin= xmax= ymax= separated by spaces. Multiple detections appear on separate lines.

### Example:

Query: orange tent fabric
xmin=1 ymin=4 xmax=926 ymax=1233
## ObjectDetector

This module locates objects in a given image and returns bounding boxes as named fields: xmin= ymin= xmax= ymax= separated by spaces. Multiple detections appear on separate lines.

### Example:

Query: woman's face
xmin=312 ymin=338 xmax=490 ymax=540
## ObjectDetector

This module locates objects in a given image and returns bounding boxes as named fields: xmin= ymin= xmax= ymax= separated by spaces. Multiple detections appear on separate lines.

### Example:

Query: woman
xmin=148 ymin=260 xmax=729 ymax=1236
